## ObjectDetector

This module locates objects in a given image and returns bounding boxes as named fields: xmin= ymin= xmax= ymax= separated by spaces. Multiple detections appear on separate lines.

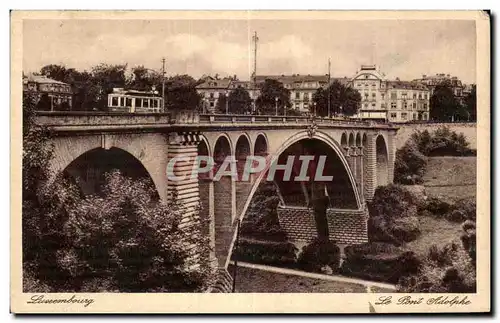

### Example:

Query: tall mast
xmin=161 ymin=57 xmax=166 ymax=112
xmin=252 ymin=31 xmax=259 ymax=85
xmin=328 ymin=58 xmax=331 ymax=118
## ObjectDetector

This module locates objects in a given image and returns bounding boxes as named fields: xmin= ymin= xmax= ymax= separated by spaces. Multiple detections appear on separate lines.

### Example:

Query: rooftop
xmin=23 ymin=74 xmax=69 ymax=85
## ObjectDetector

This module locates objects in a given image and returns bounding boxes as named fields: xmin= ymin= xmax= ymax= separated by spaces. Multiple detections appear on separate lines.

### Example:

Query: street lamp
xmin=313 ymin=102 xmax=317 ymax=117
xmin=275 ymin=97 xmax=278 ymax=116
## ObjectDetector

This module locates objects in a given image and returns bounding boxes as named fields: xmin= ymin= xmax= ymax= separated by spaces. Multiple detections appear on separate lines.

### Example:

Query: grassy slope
xmin=403 ymin=156 xmax=476 ymax=257
xmin=422 ymin=156 xmax=477 ymax=203
xmin=231 ymin=266 xmax=366 ymax=293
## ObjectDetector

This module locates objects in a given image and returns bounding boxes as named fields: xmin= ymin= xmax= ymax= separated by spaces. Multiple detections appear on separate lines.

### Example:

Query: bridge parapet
xmin=35 ymin=111 xmax=398 ymax=132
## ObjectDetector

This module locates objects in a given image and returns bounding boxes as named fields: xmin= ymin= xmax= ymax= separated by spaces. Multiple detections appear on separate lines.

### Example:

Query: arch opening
xmin=254 ymin=134 xmax=268 ymax=156
xmin=341 ymin=133 xmax=347 ymax=147
xmin=62 ymin=147 xmax=160 ymax=200
xmin=376 ymin=135 xmax=389 ymax=187
xmin=235 ymin=135 xmax=252 ymax=181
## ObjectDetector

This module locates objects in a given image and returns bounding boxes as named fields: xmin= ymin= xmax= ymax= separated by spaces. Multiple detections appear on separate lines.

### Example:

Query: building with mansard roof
xmin=23 ymin=74 xmax=73 ymax=110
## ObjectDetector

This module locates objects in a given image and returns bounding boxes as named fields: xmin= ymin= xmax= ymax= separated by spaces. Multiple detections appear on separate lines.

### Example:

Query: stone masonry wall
xmin=277 ymin=206 xmax=368 ymax=245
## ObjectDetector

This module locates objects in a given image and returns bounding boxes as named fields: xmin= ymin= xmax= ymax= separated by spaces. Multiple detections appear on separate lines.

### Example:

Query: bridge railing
xmin=34 ymin=111 xmax=396 ymax=129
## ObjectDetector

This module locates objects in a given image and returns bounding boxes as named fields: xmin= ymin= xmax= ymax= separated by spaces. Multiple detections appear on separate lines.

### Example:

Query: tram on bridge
xmin=107 ymin=88 xmax=164 ymax=113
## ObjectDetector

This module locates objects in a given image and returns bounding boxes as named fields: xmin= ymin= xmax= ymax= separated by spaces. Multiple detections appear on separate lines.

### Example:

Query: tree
xmin=40 ymin=64 xmax=69 ymax=82
xmin=164 ymin=75 xmax=202 ymax=111
xmin=255 ymin=79 xmax=291 ymax=115
xmin=228 ymin=87 xmax=252 ymax=114
xmin=127 ymin=65 xmax=162 ymax=92
xmin=215 ymin=93 xmax=227 ymax=114
xmin=91 ymin=64 xmax=128 ymax=111
xmin=463 ymin=85 xmax=476 ymax=121
xmin=430 ymin=81 xmax=462 ymax=121
xmin=53 ymin=171 xmax=214 ymax=292
xmin=312 ymin=81 xmax=361 ymax=117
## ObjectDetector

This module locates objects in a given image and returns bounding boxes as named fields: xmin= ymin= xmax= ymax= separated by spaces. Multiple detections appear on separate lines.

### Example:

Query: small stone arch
xmin=254 ymin=133 xmax=269 ymax=156
xmin=362 ymin=133 xmax=367 ymax=146
xmin=340 ymin=132 xmax=348 ymax=147
xmin=235 ymin=134 xmax=252 ymax=180
xmin=348 ymin=133 xmax=355 ymax=147
xmin=355 ymin=133 xmax=362 ymax=147
xmin=213 ymin=133 xmax=233 ymax=164
xmin=375 ymin=134 xmax=389 ymax=187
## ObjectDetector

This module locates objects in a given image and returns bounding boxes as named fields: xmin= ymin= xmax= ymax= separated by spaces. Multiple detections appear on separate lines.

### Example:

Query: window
xmin=401 ymin=112 xmax=407 ymax=120
xmin=412 ymin=102 xmax=417 ymax=110
xmin=391 ymin=92 xmax=397 ymax=99
xmin=371 ymin=103 xmax=376 ymax=107
xmin=424 ymin=103 xmax=428 ymax=110
xmin=418 ymin=93 xmax=422 ymax=100
xmin=135 ymin=98 xmax=142 ymax=108
xmin=402 ymin=92 xmax=407 ymax=98
xmin=413 ymin=93 xmax=417 ymax=99
xmin=391 ymin=102 xmax=397 ymax=109
xmin=152 ymin=99 xmax=158 ymax=108
xmin=111 ymin=96 xmax=119 ymax=106
xmin=403 ymin=101 xmax=408 ymax=109
xmin=364 ymin=103 xmax=368 ymax=108
xmin=126 ymin=98 xmax=133 ymax=107
xmin=214 ymin=82 xmax=218 ymax=87
xmin=210 ymin=92 xmax=214 ymax=99
xmin=119 ymin=97 xmax=125 ymax=106
xmin=372 ymin=93 xmax=376 ymax=98
xmin=371 ymin=83 xmax=376 ymax=87
xmin=295 ymin=92 xmax=300 ymax=99
xmin=390 ymin=113 xmax=397 ymax=119
xmin=365 ymin=75 xmax=369 ymax=79
xmin=210 ymin=102 xmax=214 ymax=107
xmin=381 ymin=103 xmax=387 ymax=109
xmin=143 ymin=99 xmax=149 ymax=108
xmin=381 ymin=93 xmax=385 ymax=100
xmin=425 ymin=93 xmax=428 ymax=100
xmin=413 ymin=113 xmax=417 ymax=120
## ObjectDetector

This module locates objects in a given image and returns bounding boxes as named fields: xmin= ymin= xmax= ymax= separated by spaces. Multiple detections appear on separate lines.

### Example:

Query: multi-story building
xmin=196 ymin=76 xmax=234 ymax=113
xmin=255 ymin=74 xmax=331 ymax=112
xmin=413 ymin=73 xmax=464 ymax=97
xmin=196 ymin=74 xmax=335 ymax=114
xmin=350 ymin=65 xmax=430 ymax=123
xmin=23 ymin=74 xmax=73 ymax=110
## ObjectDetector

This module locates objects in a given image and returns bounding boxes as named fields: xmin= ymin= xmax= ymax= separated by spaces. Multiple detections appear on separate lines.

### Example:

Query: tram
xmin=107 ymin=88 xmax=164 ymax=113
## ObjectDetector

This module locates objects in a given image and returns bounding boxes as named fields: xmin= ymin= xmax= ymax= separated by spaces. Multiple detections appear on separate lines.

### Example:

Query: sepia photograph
xmin=10 ymin=10 xmax=490 ymax=313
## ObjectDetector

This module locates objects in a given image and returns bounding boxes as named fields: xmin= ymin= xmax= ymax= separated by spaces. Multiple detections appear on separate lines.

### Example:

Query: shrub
xmin=369 ymin=184 xmax=418 ymax=219
xmin=232 ymin=238 xmax=298 ymax=267
xmin=398 ymin=240 xmax=476 ymax=293
xmin=368 ymin=185 xmax=421 ymax=245
xmin=453 ymin=198 xmax=476 ymax=221
xmin=394 ymin=141 xmax=428 ymax=184
xmin=240 ymin=182 xmax=287 ymax=241
xmin=399 ymin=218 xmax=477 ymax=293
xmin=424 ymin=197 xmax=452 ymax=216
xmin=341 ymin=242 xmax=421 ymax=284
xmin=390 ymin=216 xmax=421 ymax=243
xmin=297 ymin=238 xmax=340 ymax=273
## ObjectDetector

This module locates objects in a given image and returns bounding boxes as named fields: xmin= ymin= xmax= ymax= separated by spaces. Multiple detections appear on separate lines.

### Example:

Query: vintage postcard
xmin=10 ymin=10 xmax=490 ymax=313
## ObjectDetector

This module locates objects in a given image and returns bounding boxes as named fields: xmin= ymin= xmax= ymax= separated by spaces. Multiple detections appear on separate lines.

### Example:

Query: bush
xmin=394 ymin=141 xmax=428 ymax=184
xmin=368 ymin=185 xmax=421 ymax=245
xmin=369 ymin=184 xmax=418 ymax=219
xmin=411 ymin=126 xmax=475 ymax=157
xmin=424 ymin=197 xmax=452 ymax=216
xmin=398 ymin=240 xmax=476 ymax=293
xmin=341 ymin=242 xmax=421 ymax=284
xmin=297 ymin=238 xmax=340 ymax=273
xmin=390 ymin=216 xmax=421 ymax=243
xmin=452 ymin=198 xmax=476 ymax=221
xmin=232 ymin=238 xmax=298 ymax=267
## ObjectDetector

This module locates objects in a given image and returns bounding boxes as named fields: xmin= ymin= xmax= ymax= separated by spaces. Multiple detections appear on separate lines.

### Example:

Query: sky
xmin=23 ymin=18 xmax=477 ymax=84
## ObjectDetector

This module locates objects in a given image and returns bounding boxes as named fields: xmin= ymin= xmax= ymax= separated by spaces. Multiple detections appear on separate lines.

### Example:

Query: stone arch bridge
xmin=35 ymin=111 xmax=398 ymax=290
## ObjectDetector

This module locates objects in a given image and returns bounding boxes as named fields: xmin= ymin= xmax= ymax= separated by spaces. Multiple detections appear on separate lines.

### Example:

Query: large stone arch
xmin=375 ymin=134 xmax=389 ymax=187
xmin=238 ymin=130 xmax=362 ymax=223
xmin=50 ymin=133 xmax=169 ymax=201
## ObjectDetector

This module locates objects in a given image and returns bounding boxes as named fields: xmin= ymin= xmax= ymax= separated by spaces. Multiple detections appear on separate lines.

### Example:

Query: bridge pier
xmin=276 ymin=205 xmax=368 ymax=248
